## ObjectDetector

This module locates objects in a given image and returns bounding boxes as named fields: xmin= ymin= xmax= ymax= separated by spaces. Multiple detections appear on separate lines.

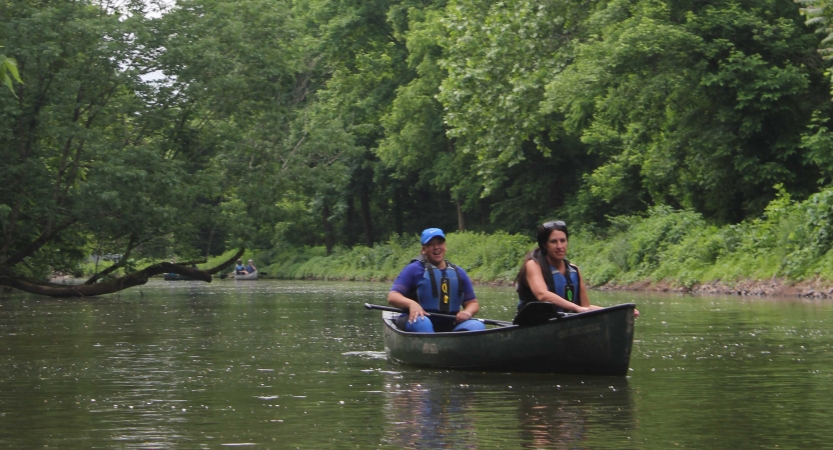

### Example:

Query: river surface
xmin=1 ymin=280 xmax=832 ymax=448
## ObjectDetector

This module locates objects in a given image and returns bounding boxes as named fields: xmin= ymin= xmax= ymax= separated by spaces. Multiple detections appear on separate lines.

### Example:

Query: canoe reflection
xmin=380 ymin=372 xmax=634 ymax=449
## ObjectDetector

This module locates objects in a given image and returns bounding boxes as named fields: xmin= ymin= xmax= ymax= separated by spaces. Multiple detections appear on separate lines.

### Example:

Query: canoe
xmin=163 ymin=273 xmax=196 ymax=281
xmin=380 ymin=303 xmax=636 ymax=376
xmin=233 ymin=270 xmax=258 ymax=280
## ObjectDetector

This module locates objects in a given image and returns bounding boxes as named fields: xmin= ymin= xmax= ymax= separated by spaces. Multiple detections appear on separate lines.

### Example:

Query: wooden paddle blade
xmin=512 ymin=301 xmax=564 ymax=326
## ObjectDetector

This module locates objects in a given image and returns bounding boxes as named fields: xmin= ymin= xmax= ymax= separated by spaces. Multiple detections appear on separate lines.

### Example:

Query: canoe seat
xmin=513 ymin=302 xmax=563 ymax=326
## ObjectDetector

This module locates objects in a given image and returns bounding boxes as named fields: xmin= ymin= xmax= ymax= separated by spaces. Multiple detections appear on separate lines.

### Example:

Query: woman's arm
xmin=576 ymin=268 xmax=602 ymax=310
xmin=525 ymin=259 xmax=589 ymax=313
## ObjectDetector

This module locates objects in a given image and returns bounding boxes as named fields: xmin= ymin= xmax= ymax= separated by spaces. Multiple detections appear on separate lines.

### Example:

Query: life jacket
xmin=412 ymin=257 xmax=465 ymax=313
xmin=517 ymin=248 xmax=581 ymax=312
xmin=235 ymin=264 xmax=245 ymax=274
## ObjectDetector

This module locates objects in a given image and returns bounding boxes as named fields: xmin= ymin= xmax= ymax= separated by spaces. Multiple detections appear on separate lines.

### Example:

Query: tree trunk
xmin=344 ymin=195 xmax=357 ymax=247
xmin=360 ymin=183 xmax=373 ymax=247
xmin=394 ymin=186 xmax=403 ymax=236
xmin=322 ymin=203 xmax=335 ymax=256
xmin=205 ymin=224 xmax=215 ymax=258
xmin=456 ymin=196 xmax=466 ymax=232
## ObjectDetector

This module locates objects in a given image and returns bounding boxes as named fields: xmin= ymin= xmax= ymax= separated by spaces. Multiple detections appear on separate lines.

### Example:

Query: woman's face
xmin=545 ymin=229 xmax=568 ymax=261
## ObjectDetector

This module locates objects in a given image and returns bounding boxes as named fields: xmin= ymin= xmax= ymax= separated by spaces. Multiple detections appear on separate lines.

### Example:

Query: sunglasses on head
xmin=542 ymin=220 xmax=566 ymax=229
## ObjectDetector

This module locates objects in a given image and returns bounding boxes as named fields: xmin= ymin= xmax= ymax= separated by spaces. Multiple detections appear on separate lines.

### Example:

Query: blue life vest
xmin=550 ymin=263 xmax=580 ymax=305
xmin=415 ymin=259 xmax=465 ymax=313
xmin=235 ymin=264 xmax=245 ymax=273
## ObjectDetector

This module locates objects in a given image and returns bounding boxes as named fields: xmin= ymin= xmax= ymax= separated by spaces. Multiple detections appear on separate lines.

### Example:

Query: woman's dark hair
xmin=536 ymin=220 xmax=568 ymax=249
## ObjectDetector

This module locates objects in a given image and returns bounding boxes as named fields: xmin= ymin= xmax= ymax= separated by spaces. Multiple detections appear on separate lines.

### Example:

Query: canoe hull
xmin=382 ymin=303 xmax=635 ymax=376
xmin=234 ymin=271 xmax=258 ymax=280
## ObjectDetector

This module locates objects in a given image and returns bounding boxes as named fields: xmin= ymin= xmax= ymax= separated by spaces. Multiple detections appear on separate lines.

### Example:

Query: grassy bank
xmin=571 ymin=185 xmax=833 ymax=290
xmin=254 ymin=185 xmax=833 ymax=293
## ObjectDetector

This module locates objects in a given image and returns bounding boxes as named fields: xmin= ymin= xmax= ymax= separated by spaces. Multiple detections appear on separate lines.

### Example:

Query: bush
xmin=253 ymin=185 xmax=833 ymax=288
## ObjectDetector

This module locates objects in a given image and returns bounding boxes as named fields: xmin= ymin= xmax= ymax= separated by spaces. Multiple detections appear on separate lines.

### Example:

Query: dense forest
xmin=4 ymin=0 xmax=833 ymax=296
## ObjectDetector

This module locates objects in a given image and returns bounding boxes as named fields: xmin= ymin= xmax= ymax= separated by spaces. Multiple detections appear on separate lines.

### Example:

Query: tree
xmin=545 ymin=0 xmax=829 ymax=223
xmin=0 ymin=45 xmax=22 ymax=96
xmin=0 ymin=0 xmax=251 ymax=296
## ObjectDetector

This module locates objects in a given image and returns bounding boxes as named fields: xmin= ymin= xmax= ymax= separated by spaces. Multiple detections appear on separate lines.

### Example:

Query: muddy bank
xmin=179 ymin=273 xmax=833 ymax=299
xmin=596 ymin=278 xmax=833 ymax=299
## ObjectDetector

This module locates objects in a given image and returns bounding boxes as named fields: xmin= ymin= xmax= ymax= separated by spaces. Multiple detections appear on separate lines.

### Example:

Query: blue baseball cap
xmin=420 ymin=228 xmax=446 ymax=245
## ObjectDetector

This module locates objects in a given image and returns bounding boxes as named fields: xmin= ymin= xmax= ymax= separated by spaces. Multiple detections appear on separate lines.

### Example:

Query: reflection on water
xmin=377 ymin=370 xmax=635 ymax=450
xmin=1 ymin=281 xmax=833 ymax=448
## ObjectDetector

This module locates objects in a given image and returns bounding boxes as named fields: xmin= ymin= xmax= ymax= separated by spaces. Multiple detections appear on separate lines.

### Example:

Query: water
xmin=0 ymin=280 xmax=832 ymax=448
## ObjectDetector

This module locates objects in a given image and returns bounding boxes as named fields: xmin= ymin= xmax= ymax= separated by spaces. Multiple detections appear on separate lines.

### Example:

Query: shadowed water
xmin=0 ymin=280 xmax=832 ymax=448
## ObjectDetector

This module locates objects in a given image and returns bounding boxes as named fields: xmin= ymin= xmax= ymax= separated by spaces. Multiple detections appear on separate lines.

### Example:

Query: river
xmin=0 ymin=280 xmax=832 ymax=448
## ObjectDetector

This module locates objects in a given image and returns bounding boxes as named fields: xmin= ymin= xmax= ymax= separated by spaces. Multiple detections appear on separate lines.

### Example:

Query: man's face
xmin=421 ymin=237 xmax=447 ymax=266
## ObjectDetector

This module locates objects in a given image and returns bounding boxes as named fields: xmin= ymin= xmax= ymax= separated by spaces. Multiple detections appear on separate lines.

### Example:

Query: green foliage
xmin=7 ymin=0 xmax=833 ymax=296
xmin=546 ymin=0 xmax=827 ymax=223
xmin=797 ymin=0 xmax=833 ymax=91
xmin=568 ymin=184 xmax=833 ymax=287
xmin=264 ymin=231 xmax=535 ymax=283
xmin=0 ymin=46 xmax=22 ymax=96
xmin=438 ymin=0 xmax=585 ymax=196
xmin=261 ymin=185 xmax=833 ymax=288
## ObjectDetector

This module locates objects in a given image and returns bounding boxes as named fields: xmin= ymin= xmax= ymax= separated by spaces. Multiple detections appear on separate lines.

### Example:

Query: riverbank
xmin=248 ymin=189 xmax=833 ymax=299
xmin=74 ymin=187 xmax=833 ymax=300
xmin=597 ymin=278 xmax=833 ymax=298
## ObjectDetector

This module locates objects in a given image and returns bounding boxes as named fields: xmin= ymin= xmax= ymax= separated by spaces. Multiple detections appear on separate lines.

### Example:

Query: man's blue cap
xmin=420 ymin=228 xmax=446 ymax=245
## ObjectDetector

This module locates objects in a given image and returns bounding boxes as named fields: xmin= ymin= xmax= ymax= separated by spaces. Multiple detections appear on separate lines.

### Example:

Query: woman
xmin=515 ymin=220 xmax=602 ymax=313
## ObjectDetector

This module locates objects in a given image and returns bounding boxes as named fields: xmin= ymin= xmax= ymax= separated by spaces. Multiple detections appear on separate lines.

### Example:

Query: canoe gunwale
xmin=233 ymin=270 xmax=258 ymax=280
xmin=381 ymin=302 xmax=636 ymax=338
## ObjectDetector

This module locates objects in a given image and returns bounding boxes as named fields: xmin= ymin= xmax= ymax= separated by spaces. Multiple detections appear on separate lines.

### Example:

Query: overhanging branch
xmin=0 ymin=247 xmax=246 ymax=298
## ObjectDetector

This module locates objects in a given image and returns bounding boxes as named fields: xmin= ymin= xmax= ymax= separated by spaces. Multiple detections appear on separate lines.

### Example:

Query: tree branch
xmin=0 ymin=247 xmax=245 ymax=298
xmin=2 ymin=218 xmax=78 ymax=267
xmin=205 ymin=247 xmax=246 ymax=275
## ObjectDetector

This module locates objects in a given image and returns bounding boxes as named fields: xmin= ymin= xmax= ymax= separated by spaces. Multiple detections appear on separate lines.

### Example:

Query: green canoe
xmin=380 ymin=303 xmax=636 ymax=376
xmin=163 ymin=273 xmax=196 ymax=281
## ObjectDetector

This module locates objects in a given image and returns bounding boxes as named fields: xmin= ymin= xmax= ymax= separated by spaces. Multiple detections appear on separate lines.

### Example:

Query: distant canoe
xmin=233 ymin=271 xmax=258 ymax=280
xmin=380 ymin=303 xmax=636 ymax=376
xmin=163 ymin=273 xmax=196 ymax=281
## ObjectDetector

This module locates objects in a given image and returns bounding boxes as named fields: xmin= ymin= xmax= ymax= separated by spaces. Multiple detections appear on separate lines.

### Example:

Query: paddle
xmin=364 ymin=303 xmax=512 ymax=327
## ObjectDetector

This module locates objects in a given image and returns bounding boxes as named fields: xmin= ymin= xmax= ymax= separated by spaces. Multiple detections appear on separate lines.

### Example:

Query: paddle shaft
xmin=364 ymin=303 xmax=511 ymax=327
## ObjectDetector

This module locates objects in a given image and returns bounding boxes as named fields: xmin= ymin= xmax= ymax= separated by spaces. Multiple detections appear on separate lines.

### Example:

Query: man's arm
xmin=388 ymin=262 xmax=426 ymax=323
xmin=456 ymin=267 xmax=481 ymax=322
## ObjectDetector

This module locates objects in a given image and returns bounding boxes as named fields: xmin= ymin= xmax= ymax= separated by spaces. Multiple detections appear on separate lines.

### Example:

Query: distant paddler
xmin=234 ymin=259 xmax=248 ymax=275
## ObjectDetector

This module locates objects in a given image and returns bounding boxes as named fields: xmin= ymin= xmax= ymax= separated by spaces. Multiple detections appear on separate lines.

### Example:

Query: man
xmin=245 ymin=259 xmax=257 ymax=274
xmin=387 ymin=228 xmax=486 ymax=332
